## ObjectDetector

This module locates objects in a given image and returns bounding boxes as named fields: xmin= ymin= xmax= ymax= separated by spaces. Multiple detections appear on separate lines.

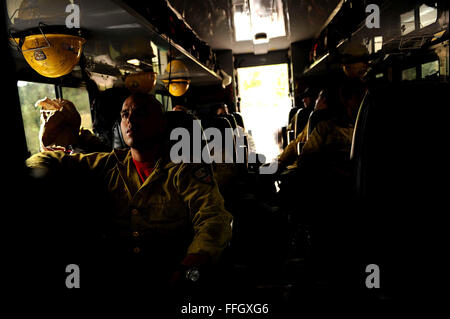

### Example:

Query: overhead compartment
xmin=7 ymin=0 xmax=222 ymax=87
xmin=112 ymin=0 xmax=222 ymax=86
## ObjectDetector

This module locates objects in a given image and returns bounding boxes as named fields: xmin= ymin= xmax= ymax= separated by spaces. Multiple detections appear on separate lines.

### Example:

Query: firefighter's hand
xmin=169 ymin=254 xmax=210 ymax=287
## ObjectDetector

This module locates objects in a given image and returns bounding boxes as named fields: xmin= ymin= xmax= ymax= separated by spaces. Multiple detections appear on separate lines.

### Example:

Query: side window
xmin=419 ymin=4 xmax=438 ymax=28
xmin=402 ymin=67 xmax=417 ymax=81
xmin=17 ymin=81 xmax=56 ymax=155
xmin=374 ymin=36 xmax=383 ymax=53
xmin=400 ymin=5 xmax=438 ymax=36
xmin=61 ymin=87 xmax=93 ymax=130
xmin=421 ymin=60 xmax=439 ymax=79
xmin=400 ymin=10 xmax=415 ymax=35
xmin=156 ymin=93 xmax=172 ymax=112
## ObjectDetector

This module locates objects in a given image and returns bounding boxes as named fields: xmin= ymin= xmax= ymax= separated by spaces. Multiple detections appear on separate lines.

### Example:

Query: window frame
xmin=400 ymin=4 xmax=439 ymax=36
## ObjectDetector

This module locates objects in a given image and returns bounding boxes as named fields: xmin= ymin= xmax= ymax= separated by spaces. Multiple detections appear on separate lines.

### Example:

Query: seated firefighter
xmin=26 ymin=93 xmax=233 ymax=291
xmin=277 ymin=80 xmax=366 ymax=262
xmin=283 ymin=79 xmax=366 ymax=219
xmin=278 ymin=79 xmax=366 ymax=205
xmin=277 ymin=88 xmax=325 ymax=170
xmin=297 ymin=79 xmax=366 ymax=168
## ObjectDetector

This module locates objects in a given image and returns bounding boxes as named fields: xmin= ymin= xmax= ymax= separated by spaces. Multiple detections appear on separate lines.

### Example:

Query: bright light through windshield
xmin=237 ymin=63 xmax=291 ymax=163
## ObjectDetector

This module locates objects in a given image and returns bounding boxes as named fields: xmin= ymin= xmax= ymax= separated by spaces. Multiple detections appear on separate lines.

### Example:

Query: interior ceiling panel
xmin=7 ymin=0 xmax=342 ymax=83
xmin=7 ymin=0 xmax=224 ymax=84
xmin=168 ymin=0 xmax=341 ymax=54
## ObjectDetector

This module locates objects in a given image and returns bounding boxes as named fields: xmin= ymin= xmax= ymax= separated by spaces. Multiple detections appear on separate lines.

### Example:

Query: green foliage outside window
xmin=61 ymin=87 xmax=93 ymax=130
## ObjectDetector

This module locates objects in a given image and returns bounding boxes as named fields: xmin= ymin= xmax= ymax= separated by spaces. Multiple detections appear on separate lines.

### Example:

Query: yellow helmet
xmin=125 ymin=71 xmax=157 ymax=93
xmin=15 ymin=33 xmax=86 ymax=78
xmin=162 ymin=60 xmax=191 ymax=96
xmin=165 ymin=79 xmax=190 ymax=97
xmin=164 ymin=60 xmax=190 ymax=78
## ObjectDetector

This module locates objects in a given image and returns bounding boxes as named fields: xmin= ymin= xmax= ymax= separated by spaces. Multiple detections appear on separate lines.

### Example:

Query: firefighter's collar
xmin=113 ymin=148 xmax=177 ymax=171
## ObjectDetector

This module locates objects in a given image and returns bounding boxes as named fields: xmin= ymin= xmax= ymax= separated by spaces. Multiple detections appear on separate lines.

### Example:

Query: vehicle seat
xmin=307 ymin=109 xmax=334 ymax=138
xmin=221 ymin=113 xmax=239 ymax=135
xmin=294 ymin=107 xmax=312 ymax=138
xmin=203 ymin=116 xmax=237 ymax=164
xmin=91 ymin=87 xmax=130 ymax=149
xmin=286 ymin=107 xmax=299 ymax=144
xmin=112 ymin=120 xmax=128 ymax=149
xmin=350 ymin=81 xmax=448 ymax=299
xmin=233 ymin=112 xmax=245 ymax=129
xmin=165 ymin=111 xmax=211 ymax=164
xmin=288 ymin=107 xmax=299 ymax=124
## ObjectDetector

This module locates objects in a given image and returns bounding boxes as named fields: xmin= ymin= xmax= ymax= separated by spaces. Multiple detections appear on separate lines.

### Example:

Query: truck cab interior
xmin=2 ymin=0 xmax=448 ymax=315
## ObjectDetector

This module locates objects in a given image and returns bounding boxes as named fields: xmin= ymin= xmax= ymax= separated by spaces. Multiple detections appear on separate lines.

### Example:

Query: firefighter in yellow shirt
xmin=295 ymin=79 xmax=367 ymax=171
xmin=278 ymin=89 xmax=327 ymax=170
xmin=26 ymin=93 xmax=233 ymax=288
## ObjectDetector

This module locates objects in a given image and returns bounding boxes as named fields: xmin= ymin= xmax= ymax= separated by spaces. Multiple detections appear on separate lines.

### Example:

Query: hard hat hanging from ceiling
xmin=11 ymin=24 xmax=86 ymax=78
xmin=125 ymin=71 xmax=157 ymax=93
xmin=162 ymin=60 xmax=191 ymax=97
xmin=166 ymin=78 xmax=191 ymax=97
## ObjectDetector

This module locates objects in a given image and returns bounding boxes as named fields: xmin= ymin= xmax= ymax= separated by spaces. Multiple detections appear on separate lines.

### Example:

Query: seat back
xmin=203 ymin=116 xmax=239 ymax=164
xmin=351 ymin=81 xmax=447 ymax=202
xmin=92 ymin=87 xmax=130 ymax=148
xmin=221 ymin=114 xmax=240 ymax=135
xmin=286 ymin=107 xmax=299 ymax=144
xmin=288 ymin=107 xmax=299 ymax=124
xmin=350 ymin=81 xmax=447 ymax=296
xmin=233 ymin=112 xmax=245 ymax=129
xmin=294 ymin=107 xmax=312 ymax=138
xmin=307 ymin=109 xmax=334 ymax=138
xmin=165 ymin=111 xmax=211 ymax=164
xmin=112 ymin=120 xmax=128 ymax=149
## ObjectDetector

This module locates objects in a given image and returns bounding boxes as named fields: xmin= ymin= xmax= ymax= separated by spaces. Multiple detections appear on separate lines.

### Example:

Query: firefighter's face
xmin=120 ymin=94 xmax=165 ymax=149
xmin=302 ymin=96 xmax=313 ymax=109
xmin=216 ymin=105 xmax=229 ymax=115
xmin=314 ymin=90 xmax=328 ymax=111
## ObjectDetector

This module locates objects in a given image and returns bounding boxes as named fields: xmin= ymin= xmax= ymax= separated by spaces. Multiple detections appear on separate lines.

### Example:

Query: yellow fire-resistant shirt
xmin=300 ymin=119 xmax=354 ymax=157
xmin=26 ymin=149 xmax=233 ymax=265
xmin=278 ymin=124 xmax=309 ymax=168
